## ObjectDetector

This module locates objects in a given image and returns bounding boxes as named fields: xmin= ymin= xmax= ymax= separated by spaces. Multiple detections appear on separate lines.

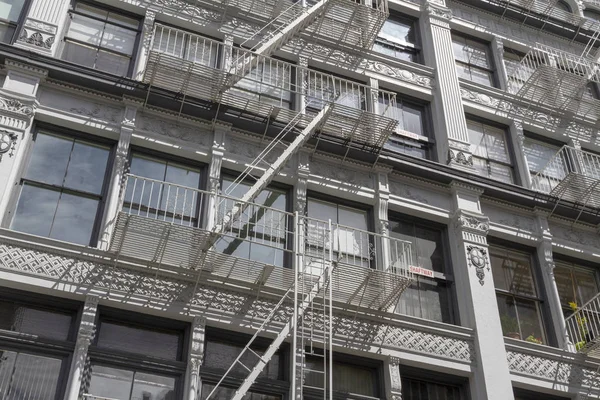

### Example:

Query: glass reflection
xmin=87 ymin=365 xmax=176 ymax=400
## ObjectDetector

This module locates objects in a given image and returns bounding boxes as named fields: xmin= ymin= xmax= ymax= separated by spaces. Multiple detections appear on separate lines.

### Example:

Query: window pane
xmin=0 ymin=0 xmax=26 ymax=22
xmin=402 ymin=104 xmax=424 ymax=136
xmin=452 ymin=37 xmax=469 ymax=63
xmin=467 ymin=121 xmax=486 ymax=158
xmin=107 ymin=12 xmax=139 ymax=29
xmin=0 ymin=350 xmax=63 ymax=400
xmin=87 ymin=365 xmax=134 ymax=400
xmin=50 ymin=193 xmax=99 ymax=245
xmin=573 ymin=268 xmax=599 ymax=305
xmin=0 ymin=301 xmax=72 ymax=340
xmin=554 ymin=265 xmax=575 ymax=307
xmin=469 ymin=67 xmax=494 ymax=86
xmin=11 ymin=184 xmax=60 ymax=238
xmin=97 ymin=322 xmax=180 ymax=360
xmin=62 ymin=41 xmax=97 ymax=68
xmin=201 ymin=384 xmax=281 ymax=400
xmin=67 ymin=14 xmax=104 ymax=46
xmin=523 ymin=138 xmax=561 ymax=174
xmin=95 ymin=50 xmax=130 ymax=75
xmin=338 ymin=205 xmax=368 ymax=230
xmin=64 ymin=141 xmax=110 ymax=194
xmin=204 ymin=340 xmax=281 ymax=380
xmin=25 ymin=133 xmax=73 ymax=186
xmin=379 ymin=18 xmax=414 ymax=43
xmin=483 ymin=126 xmax=510 ymax=163
xmin=516 ymin=298 xmax=545 ymax=344
xmin=497 ymin=294 xmax=520 ymax=338
xmin=489 ymin=162 xmax=514 ymax=184
xmin=402 ymin=377 xmax=464 ymax=400
xmin=490 ymin=249 xmax=536 ymax=297
xmin=332 ymin=362 xmax=377 ymax=397
xmin=132 ymin=372 xmax=176 ymax=400
xmin=75 ymin=3 xmax=108 ymax=19
xmin=307 ymin=198 xmax=337 ymax=222
xmin=101 ymin=23 xmax=137 ymax=55
xmin=466 ymin=42 xmax=490 ymax=68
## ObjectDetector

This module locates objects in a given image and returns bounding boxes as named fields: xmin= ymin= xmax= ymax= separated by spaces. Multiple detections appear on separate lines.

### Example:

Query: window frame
xmin=200 ymin=327 xmax=289 ymax=399
xmin=84 ymin=307 xmax=188 ymax=400
xmin=466 ymin=115 xmax=517 ymax=185
xmin=489 ymin=241 xmax=553 ymax=345
xmin=218 ymin=170 xmax=293 ymax=269
xmin=2 ymin=0 xmax=31 ymax=44
xmin=0 ymin=288 xmax=80 ymax=400
xmin=452 ymin=32 xmax=497 ymax=88
xmin=400 ymin=366 xmax=470 ymax=400
xmin=125 ymin=146 xmax=207 ymax=228
xmin=552 ymin=255 xmax=600 ymax=316
xmin=388 ymin=212 xmax=457 ymax=325
xmin=61 ymin=0 xmax=143 ymax=77
xmin=7 ymin=123 xmax=115 ymax=246
xmin=373 ymin=12 xmax=421 ymax=64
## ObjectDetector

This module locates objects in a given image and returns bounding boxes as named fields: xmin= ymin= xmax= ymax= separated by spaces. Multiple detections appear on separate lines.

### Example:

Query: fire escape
xmin=111 ymin=1 xmax=414 ymax=399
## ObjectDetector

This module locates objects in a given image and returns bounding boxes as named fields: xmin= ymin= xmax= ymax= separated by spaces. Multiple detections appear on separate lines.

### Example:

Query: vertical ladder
xmin=204 ymin=214 xmax=334 ymax=400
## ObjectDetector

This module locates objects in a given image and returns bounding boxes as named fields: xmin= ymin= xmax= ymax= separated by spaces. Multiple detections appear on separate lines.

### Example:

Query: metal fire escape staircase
xmin=111 ymin=1 xmax=414 ymax=398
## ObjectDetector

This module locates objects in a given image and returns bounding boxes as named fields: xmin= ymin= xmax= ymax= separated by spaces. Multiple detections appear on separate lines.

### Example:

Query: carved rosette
xmin=18 ymin=26 xmax=56 ymax=51
xmin=0 ymin=130 xmax=18 ymax=161
xmin=467 ymin=245 xmax=489 ymax=285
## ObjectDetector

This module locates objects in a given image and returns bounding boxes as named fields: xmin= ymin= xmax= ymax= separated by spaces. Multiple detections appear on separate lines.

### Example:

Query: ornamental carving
xmin=460 ymin=88 xmax=511 ymax=112
xmin=0 ymin=97 xmax=34 ymax=116
xmin=425 ymin=3 xmax=453 ymax=21
xmin=24 ymin=20 xmax=57 ymax=34
xmin=0 ymin=130 xmax=17 ymax=160
xmin=448 ymin=149 xmax=473 ymax=166
xmin=136 ymin=113 xmax=210 ymax=146
xmin=362 ymin=60 xmax=434 ymax=88
xmin=455 ymin=213 xmax=490 ymax=234
xmin=18 ymin=29 xmax=55 ymax=50
xmin=467 ymin=245 xmax=489 ymax=285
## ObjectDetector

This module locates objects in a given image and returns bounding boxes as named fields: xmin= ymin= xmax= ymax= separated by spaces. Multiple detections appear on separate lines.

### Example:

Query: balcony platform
xmin=144 ymin=46 xmax=398 ymax=151
xmin=548 ymin=173 xmax=600 ymax=209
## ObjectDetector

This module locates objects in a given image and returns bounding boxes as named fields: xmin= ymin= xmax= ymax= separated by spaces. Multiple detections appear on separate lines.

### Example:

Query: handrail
xmin=565 ymin=291 xmax=600 ymax=353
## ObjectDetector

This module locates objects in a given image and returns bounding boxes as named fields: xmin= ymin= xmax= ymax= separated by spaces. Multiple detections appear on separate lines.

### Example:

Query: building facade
xmin=0 ymin=0 xmax=599 ymax=399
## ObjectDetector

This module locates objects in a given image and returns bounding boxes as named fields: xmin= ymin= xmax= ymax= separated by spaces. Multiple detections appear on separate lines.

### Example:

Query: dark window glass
xmin=201 ymin=384 xmax=281 ymax=400
xmin=554 ymin=261 xmax=599 ymax=316
xmin=491 ymin=245 xmax=547 ymax=344
xmin=466 ymin=119 xmax=514 ymax=184
xmin=0 ymin=0 xmax=27 ymax=43
xmin=373 ymin=15 xmax=419 ymax=63
xmin=62 ymin=2 xmax=140 ymax=76
xmin=402 ymin=376 xmax=466 ymax=400
xmin=203 ymin=339 xmax=281 ymax=380
xmin=96 ymin=321 xmax=180 ymax=360
xmin=304 ymin=355 xmax=379 ymax=397
xmin=152 ymin=24 xmax=218 ymax=67
xmin=0 ymin=349 xmax=63 ymax=400
xmin=452 ymin=34 xmax=495 ymax=87
xmin=584 ymin=9 xmax=600 ymax=22
xmin=0 ymin=300 xmax=72 ymax=340
xmin=11 ymin=132 xmax=111 ymax=246
xmin=87 ymin=365 xmax=176 ymax=400
xmin=380 ymin=94 xmax=431 ymax=159
xmin=214 ymin=176 xmax=289 ymax=267
xmin=390 ymin=220 xmax=454 ymax=323
xmin=556 ymin=0 xmax=572 ymax=12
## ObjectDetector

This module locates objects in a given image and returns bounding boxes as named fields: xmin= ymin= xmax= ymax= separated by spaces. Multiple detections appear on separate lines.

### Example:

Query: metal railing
xmin=531 ymin=146 xmax=600 ymax=194
xmin=566 ymin=292 xmax=600 ymax=356
xmin=117 ymin=175 xmax=414 ymax=282
xmin=149 ymin=24 xmax=398 ymax=119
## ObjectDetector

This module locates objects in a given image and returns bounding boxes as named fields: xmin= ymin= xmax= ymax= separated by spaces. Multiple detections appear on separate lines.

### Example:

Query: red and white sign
xmin=409 ymin=265 xmax=435 ymax=278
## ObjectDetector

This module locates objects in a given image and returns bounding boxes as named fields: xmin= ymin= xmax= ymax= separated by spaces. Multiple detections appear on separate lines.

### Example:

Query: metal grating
xmin=531 ymin=146 xmax=600 ymax=210
xmin=145 ymin=25 xmax=399 ymax=149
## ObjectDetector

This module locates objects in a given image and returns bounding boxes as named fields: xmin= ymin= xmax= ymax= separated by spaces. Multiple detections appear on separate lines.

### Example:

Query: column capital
xmin=422 ymin=2 xmax=453 ymax=26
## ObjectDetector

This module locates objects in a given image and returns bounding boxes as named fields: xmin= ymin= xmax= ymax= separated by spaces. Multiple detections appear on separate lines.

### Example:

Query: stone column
xmin=383 ymin=356 xmax=402 ymax=400
xmin=534 ymin=209 xmax=569 ymax=349
xmin=205 ymin=126 xmax=227 ymax=230
xmin=491 ymin=37 xmax=509 ymax=91
xmin=376 ymin=169 xmax=393 ymax=278
xmin=64 ymin=295 xmax=99 ymax=400
xmin=509 ymin=121 xmax=532 ymax=188
xmin=297 ymin=57 xmax=309 ymax=112
xmin=185 ymin=317 xmax=206 ymax=400
xmin=133 ymin=10 xmax=157 ymax=81
xmin=98 ymin=101 xmax=137 ymax=250
xmin=448 ymin=182 xmax=514 ymax=400
xmin=0 ymin=61 xmax=45 ymax=225
xmin=15 ymin=0 xmax=71 ymax=56
xmin=419 ymin=0 xmax=472 ymax=170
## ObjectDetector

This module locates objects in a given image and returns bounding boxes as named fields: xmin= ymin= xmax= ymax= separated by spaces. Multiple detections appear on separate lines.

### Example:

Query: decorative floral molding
xmin=136 ymin=113 xmax=211 ymax=147
xmin=362 ymin=60 xmax=434 ymax=88
xmin=460 ymin=88 xmax=510 ymax=112
xmin=310 ymin=159 xmax=374 ymax=189
xmin=0 ymin=96 xmax=34 ymax=116
xmin=18 ymin=30 xmax=55 ymax=50
xmin=23 ymin=19 xmax=57 ymax=34
xmin=454 ymin=212 xmax=490 ymax=235
xmin=448 ymin=148 xmax=473 ymax=166
xmin=0 ymin=130 xmax=17 ymax=161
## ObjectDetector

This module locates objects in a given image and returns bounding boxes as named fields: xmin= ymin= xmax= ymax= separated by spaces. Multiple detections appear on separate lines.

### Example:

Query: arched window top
xmin=556 ymin=0 xmax=573 ymax=13
xmin=584 ymin=8 xmax=600 ymax=22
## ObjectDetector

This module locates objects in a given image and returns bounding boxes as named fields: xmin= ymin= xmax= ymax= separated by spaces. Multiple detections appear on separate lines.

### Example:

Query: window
xmin=62 ymin=2 xmax=141 ymax=76
xmin=124 ymin=152 xmax=203 ymax=226
xmin=0 ymin=0 xmax=28 ymax=43
xmin=373 ymin=14 xmax=419 ymax=63
xmin=556 ymin=0 xmax=572 ymax=12
xmin=514 ymin=388 xmax=570 ymax=400
xmin=304 ymin=353 xmax=381 ymax=399
xmin=522 ymin=135 xmax=567 ymax=191
xmin=389 ymin=217 xmax=454 ymax=324
xmin=491 ymin=244 xmax=547 ymax=344
xmin=200 ymin=328 xmax=286 ymax=400
xmin=401 ymin=368 xmax=469 ymax=400
xmin=379 ymin=93 xmax=431 ymax=159
xmin=554 ymin=260 xmax=599 ymax=316
xmin=83 ymin=309 xmax=186 ymax=400
xmin=11 ymin=130 xmax=111 ymax=246
xmin=307 ymin=70 xmax=366 ymax=111
xmin=0 ymin=291 xmax=78 ymax=400
xmin=306 ymin=197 xmax=371 ymax=268
xmin=214 ymin=175 xmax=290 ymax=267
xmin=584 ymin=9 xmax=600 ymax=22
xmin=152 ymin=24 xmax=218 ymax=67
xmin=466 ymin=119 xmax=515 ymax=184
xmin=452 ymin=34 xmax=495 ymax=87
xmin=231 ymin=59 xmax=294 ymax=109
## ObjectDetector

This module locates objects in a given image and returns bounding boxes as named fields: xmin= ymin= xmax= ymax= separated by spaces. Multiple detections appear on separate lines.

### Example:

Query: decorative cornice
xmin=0 ymin=96 xmax=34 ymax=116
xmin=424 ymin=2 xmax=453 ymax=22
xmin=453 ymin=211 xmax=490 ymax=235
